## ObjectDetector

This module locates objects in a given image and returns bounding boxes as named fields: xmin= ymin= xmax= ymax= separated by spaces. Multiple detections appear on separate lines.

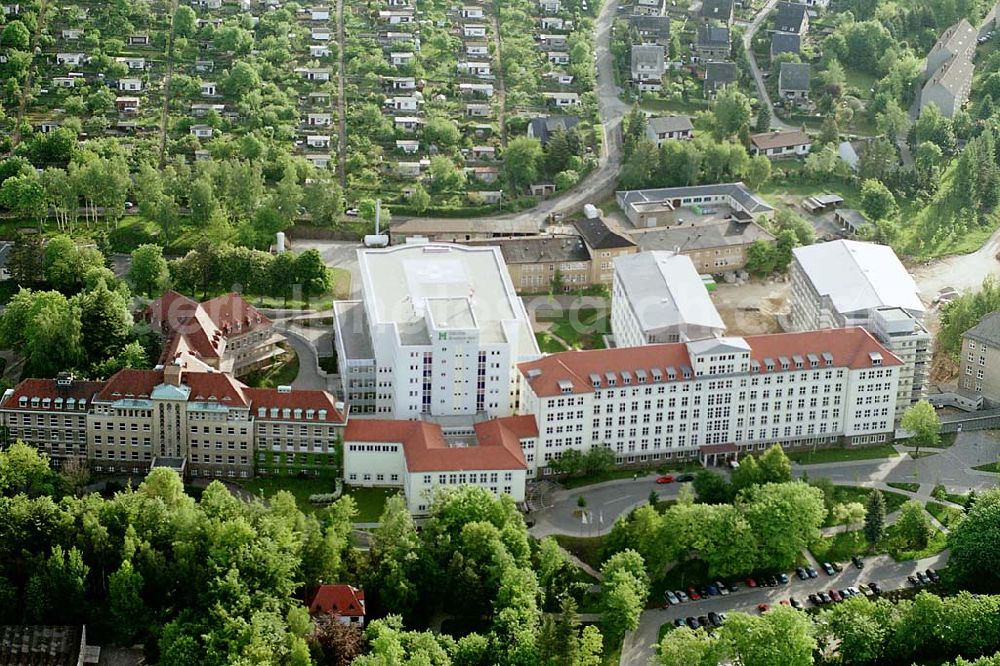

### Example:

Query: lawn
xmin=931 ymin=485 xmax=969 ymax=507
xmin=243 ymin=346 xmax=299 ymax=388
xmin=343 ymin=486 xmax=398 ymax=523
xmin=887 ymin=482 xmax=921 ymax=493
xmin=882 ymin=523 xmax=949 ymax=562
xmin=535 ymin=331 xmax=569 ymax=353
xmin=787 ymin=445 xmax=898 ymax=465
xmin=553 ymin=534 xmax=607 ymax=571
xmin=559 ymin=462 xmax=703 ymax=489
xmin=238 ymin=476 xmax=339 ymax=513
xmin=973 ymin=461 xmax=1000 ymax=473
xmin=925 ymin=501 xmax=965 ymax=529
xmin=810 ymin=530 xmax=868 ymax=564
xmin=821 ymin=486 xmax=908 ymax=526
xmin=542 ymin=303 xmax=610 ymax=350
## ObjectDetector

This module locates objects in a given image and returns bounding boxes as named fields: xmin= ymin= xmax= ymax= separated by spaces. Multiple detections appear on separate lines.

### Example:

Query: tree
xmin=367 ymin=493 xmax=421 ymax=619
xmin=758 ymin=445 xmax=792 ymax=484
xmin=0 ymin=288 xmax=84 ymax=377
xmin=601 ymin=550 xmax=648 ymax=640
xmin=428 ymin=155 xmax=465 ymax=193
xmin=948 ymin=488 xmax=1000 ymax=589
xmin=712 ymin=88 xmax=752 ymax=140
xmin=858 ymin=138 xmax=899 ymax=182
xmin=860 ymin=179 xmax=897 ymax=221
xmin=269 ymin=251 xmax=298 ymax=305
xmin=1 ymin=21 xmax=30 ymax=51
xmin=895 ymin=500 xmax=934 ymax=550
xmin=294 ymin=250 xmax=331 ymax=297
xmin=864 ymin=490 xmax=886 ymax=549
xmin=0 ymin=172 xmax=45 ymax=222
xmin=75 ymin=278 xmax=133 ymax=366
xmin=693 ymin=470 xmax=734 ymax=504
xmin=656 ymin=627 xmax=726 ymax=666
xmin=755 ymin=105 xmax=772 ymax=133
xmin=129 ymin=244 xmax=169 ymax=297
xmin=109 ymin=559 xmax=149 ymax=644
xmin=173 ymin=5 xmax=197 ymax=37
xmin=26 ymin=545 xmax=89 ymax=624
xmin=423 ymin=115 xmax=461 ymax=147
xmin=741 ymin=481 xmax=826 ymax=569
xmin=730 ymin=454 xmax=762 ymax=490
xmin=0 ymin=441 xmax=58 ymax=497
xmin=504 ymin=137 xmax=544 ymax=189
xmin=8 ymin=234 xmax=45 ymax=287
xmin=720 ymin=606 xmax=815 ymax=666
xmin=901 ymin=400 xmax=940 ymax=458
xmin=745 ymin=154 xmax=772 ymax=189
xmin=408 ymin=184 xmax=431 ymax=213
xmin=311 ymin=618 xmax=365 ymax=666
xmin=744 ymin=240 xmax=777 ymax=278
xmin=876 ymin=99 xmax=911 ymax=139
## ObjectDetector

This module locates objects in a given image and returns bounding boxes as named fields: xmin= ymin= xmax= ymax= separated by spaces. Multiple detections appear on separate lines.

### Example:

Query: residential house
xmin=546 ymin=71 xmax=575 ymax=85
xmin=539 ymin=34 xmax=568 ymax=48
xmin=309 ymin=6 xmax=329 ymax=20
xmin=457 ymin=61 xmax=492 ymax=77
xmin=201 ymin=81 xmax=218 ymax=96
xmin=459 ymin=82 xmax=495 ymax=97
xmin=116 ymin=56 xmax=146 ymax=70
xmin=527 ymin=115 xmax=580 ymax=144
xmin=547 ymin=51 xmax=570 ymax=65
xmin=306 ymin=112 xmax=333 ymax=126
xmin=700 ymin=0 xmax=733 ymax=24
xmin=926 ymin=18 xmax=976 ymax=77
xmin=539 ymin=0 xmax=561 ymax=13
xmin=461 ymin=5 xmax=484 ymax=18
xmin=307 ymin=585 xmax=366 ymax=625
xmin=308 ymin=91 xmax=331 ymax=104
xmin=463 ymin=24 xmax=488 ymax=37
xmin=542 ymin=91 xmax=580 ymax=107
xmin=396 ymin=139 xmax=420 ymax=154
xmin=394 ymin=116 xmax=424 ymax=131
xmin=635 ymin=0 xmax=661 ymax=15
xmin=465 ymin=41 xmax=489 ymax=56
xmin=52 ymin=76 xmax=78 ymax=88
xmin=694 ymin=26 xmax=731 ymax=61
xmin=750 ymin=130 xmax=811 ymax=157
xmin=920 ymin=23 xmax=976 ymax=119
xmin=774 ymin=1 xmax=808 ymax=34
xmin=703 ymin=61 xmax=737 ymax=97
xmin=115 ymin=96 xmax=140 ymax=113
xmin=307 ymin=135 xmax=331 ymax=149
xmin=959 ymin=312 xmax=1000 ymax=403
xmin=770 ymin=32 xmax=801 ymax=58
xmin=466 ymin=103 xmax=491 ymax=117
xmin=56 ymin=53 xmax=87 ymax=66
xmin=540 ymin=16 xmax=564 ymax=30
xmin=384 ymin=75 xmax=417 ymax=90
xmin=628 ymin=14 xmax=671 ymax=46
xmin=118 ymin=78 xmax=142 ymax=92
xmin=306 ymin=154 xmax=333 ymax=169
xmin=644 ymin=115 xmax=694 ymax=145
xmin=295 ymin=67 xmax=332 ymax=81
xmin=310 ymin=44 xmax=332 ymax=58
xmin=378 ymin=9 xmax=415 ymax=24
xmin=391 ymin=52 xmax=415 ymax=66
xmin=190 ymin=125 xmax=214 ymax=138
xmin=631 ymin=44 xmax=665 ymax=92
xmin=778 ymin=62 xmax=810 ymax=100
xmin=312 ymin=29 xmax=332 ymax=41
xmin=384 ymin=96 xmax=419 ymax=111
xmin=62 ymin=28 xmax=84 ymax=40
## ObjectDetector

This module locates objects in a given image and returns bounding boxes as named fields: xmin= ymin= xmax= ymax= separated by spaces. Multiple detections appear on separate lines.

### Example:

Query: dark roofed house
xmin=695 ymin=25 xmax=731 ymax=60
xmin=699 ymin=0 xmax=733 ymax=24
xmin=628 ymin=14 xmax=670 ymax=46
xmin=632 ymin=219 xmax=776 ymax=273
xmin=770 ymin=32 xmax=800 ymax=57
xmin=959 ymin=311 xmax=1000 ymax=402
xmin=467 ymin=235 xmax=595 ymax=291
xmin=775 ymin=1 xmax=808 ymax=34
xmin=644 ymin=115 xmax=694 ymax=144
xmin=574 ymin=217 xmax=636 ymax=250
xmin=703 ymin=61 xmax=737 ymax=97
xmin=307 ymin=585 xmax=367 ymax=625
xmin=778 ymin=62 xmax=810 ymax=99
xmin=526 ymin=115 xmax=580 ymax=145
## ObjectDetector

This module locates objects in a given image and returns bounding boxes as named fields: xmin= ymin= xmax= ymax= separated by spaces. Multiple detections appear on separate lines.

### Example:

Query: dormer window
xmin=294 ymin=408 xmax=303 ymax=419
xmin=31 ymin=397 xmax=39 ymax=407
xmin=558 ymin=379 xmax=573 ymax=394
xmin=270 ymin=408 xmax=279 ymax=418
xmin=282 ymin=408 xmax=291 ymax=418
xmin=306 ymin=409 xmax=315 ymax=419
xmin=258 ymin=407 xmax=266 ymax=417
xmin=319 ymin=409 xmax=327 ymax=419
xmin=18 ymin=396 xmax=26 ymax=407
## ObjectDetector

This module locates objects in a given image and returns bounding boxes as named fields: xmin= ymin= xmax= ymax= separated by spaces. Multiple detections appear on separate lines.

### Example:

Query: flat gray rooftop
xmin=333 ymin=300 xmax=375 ymax=360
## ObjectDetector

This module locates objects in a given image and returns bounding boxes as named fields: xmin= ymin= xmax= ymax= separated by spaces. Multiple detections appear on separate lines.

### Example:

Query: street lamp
xmin=498 ymin=189 xmax=503 ymax=213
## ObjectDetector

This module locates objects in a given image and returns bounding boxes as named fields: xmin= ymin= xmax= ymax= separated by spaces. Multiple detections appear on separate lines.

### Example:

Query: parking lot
xmin=630 ymin=549 xmax=950 ymax=657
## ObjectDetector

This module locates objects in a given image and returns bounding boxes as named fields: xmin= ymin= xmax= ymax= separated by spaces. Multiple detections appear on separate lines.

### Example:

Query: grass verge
xmin=553 ymin=534 xmax=607 ymax=571
xmin=887 ymin=482 xmax=920 ymax=493
xmin=810 ymin=530 xmax=868 ymax=564
xmin=973 ymin=461 xmax=1000 ymax=473
xmin=787 ymin=445 xmax=898 ymax=465
xmin=242 ymin=346 xmax=299 ymax=388
xmin=343 ymin=486 xmax=398 ymax=522
xmin=536 ymin=331 xmax=569 ymax=353
xmin=925 ymin=501 xmax=965 ymax=528
xmin=238 ymin=476 xmax=338 ymax=513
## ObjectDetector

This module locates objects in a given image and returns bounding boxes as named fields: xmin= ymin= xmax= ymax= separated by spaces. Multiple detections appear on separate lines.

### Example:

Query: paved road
xmin=742 ymin=0 xmax=792 ymax=131
xmin=395 ymin=0 xmax=631 ymax=230
xmin=621 ymin=550 xmax=951 ymax=665
xmin=531 ymin=431 xmax=999 ymax=540
xmin=912 ymin=226 xmax=1000 ymax=300
xmin=272 ymin=321 xmax=330 ymax=391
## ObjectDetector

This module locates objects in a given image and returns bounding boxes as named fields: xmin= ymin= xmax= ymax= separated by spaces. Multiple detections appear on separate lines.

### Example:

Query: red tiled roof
xmin=201 ymin=293 xmax=273 ymax=336
xmin=243 ymin=387 xmax=347 ymax=423
xmin=344 ymin=418 xmax=529 ymax=472
xmin=0 ymin=378 xmax=105 ymax=410
xmin=307 ymin=584 xmax=366 ymax=617
xmin=520 ymin=328 xmax=900 ymax=398
xmin=96 ymin=369 xmax=162 ymax=401
xmin=186 ymin=372 xmax=248 ymax=407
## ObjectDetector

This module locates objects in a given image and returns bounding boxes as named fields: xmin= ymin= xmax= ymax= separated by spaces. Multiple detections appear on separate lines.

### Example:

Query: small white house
xmin=385 ymin=96 xmax=419 ymax=111
xmin=128 ymin=34 xmax=150 ymax=45
xmin=308 ymin=91 xmax=331 ymax=104
xmin=312 ymin=29 xmax=331 ymax=41
xmin=56 ymin=53 xmax=87 ymax=66
xmin=306 ymin=154 xmax=333 ymax=168
xmin=309 ymin=44 xmax=331 ymax=57
xmin=201 ymin=81 xmax=217 ymax=96
xmin=459 ymin=82 xmax=494 ymax=97
xmin=116 ymin=56 xmax=146 ymax=70
xmin=62 ymin=28 xmax=84 ymax=40
xmin=394 ymin=116 xmax=423 ymax=132
xmin=385 ymin=76 xmax=417 ymax=90
xmin=457 ymin=61 xmax=492 ymax=78
xmin=309 ymin=7 xmax=329 ymax=20
xmin=547 ymin=51 xmax=570 ymax=65
xmin=53 ymin=76 xmax=77 ymax=88
xmin=190 ymin=125 xmax=214 ymax=138
xmin=461 ymin=5 xmax=484 ymax=18
xmin=118 ymin=78 xmax=143 ymax=92
xmin=463 ymin=24 xmax=487 ymax=37
xmin=539 ymin=0 xmax=561 ymax=13
xmin=306 ymin=113 xmax=333 ymax=126
xmin=396 ymin=139 xmax=420 ymax=154
xmin=307 ymin=135 xmax=331 ymax=148
xmin=295 ymin=67 xmax=332 ymax=81
xmin=542 ymin=91 xmax=579 ymax=107
xmin=465 ymin=42 xmax=489 ymax=57
xmin=391 ymin=52 xmax=415 ymax=66
xmin=378 ymin=10 xmax=415 ymax=24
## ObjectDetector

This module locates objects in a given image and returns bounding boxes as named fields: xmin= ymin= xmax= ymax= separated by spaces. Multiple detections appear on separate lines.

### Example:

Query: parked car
xmin=715 ymin=581 xmax=729 ymax=596
xmin=766 ymin=575 xmax=779 ymax=587
xmin=907 ymin=575 xmax=920 ymax=586
xmin=808 ymin=593 xmax=821 ymax=605
xmin=829 ymin=589 xmax=843 ymax=602
xmin=838 ymin=588 xmax=851 ymax=599
xmin=847 ymin=587 xmax=860 ymax=597
xmin=674 ymin=618 xmax=687 ymax=628
xmin=926 ymin=569 xmax=941 ymax=583
xmin=745 ymin=578 xmax=757 ymax=588
xmin=687 ymin=587 xmax=701 ymax=600
xmin=796 ymin=567 xmax=809 ymax=580
xmin=790 ymin=597 xmax=804 ymax=610
xmin=806 ymin=567 xmax=818 ymax=579
xmin=706 ymin=584 xmax=719 ymax=596
xmin=852 ymin=556 xmax=864 ymax=569
xmin=868 ymin=582 xmax=882 ymax=595
xmin=656 ymin=475 xmax=674 ymax=484
xmin=822 ymin=562 xmax=836 ymax=576
xmin=832 ymin=562 xmax=844 ymax=572
xmin=686 ymin=616 xmax=700 ymax=629
xmin=777 ymin=573 xmax=789 ymax=584
xmin=916 ymin=572 xmax=931 ymax=585
xmin=819 ymin=592 xmax=832 ymax=604
xmin=708 ymin=612 xmax=722 ymax=627
xmin=757 ymin=603 xmax=769 ymax=613
xmin=698 ymin=616 xmax=709 ymax=628
xmin=727 ymin=582 xmax=739 ymax=593
xmin=676 ymin=474 xmax=695 ymax=482
xmin=675 ymin=590 xmax=689 ymax=602
xmin=858 ymin=584 xmax=873 ymax=596
xmin=664 ymin=590 xmax=679 ymax=605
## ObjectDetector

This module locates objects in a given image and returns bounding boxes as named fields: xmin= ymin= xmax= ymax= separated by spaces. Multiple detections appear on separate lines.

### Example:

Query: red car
xmin=656 ymin=475 xmax=675 ymax=484
xmin=757 ymin=603 xmax=769 ymax=613
xmin=829 ymin=589 xmax=842 ymax=602
xmin=745 ymin=578 xmax=758 ymax=588
xmin=687 ymin=587 xmax=701 ymax=601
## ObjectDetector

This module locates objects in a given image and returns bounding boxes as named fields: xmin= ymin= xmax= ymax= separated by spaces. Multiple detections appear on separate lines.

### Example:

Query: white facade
xmin=611 ymin=252 xmax=726 ymax=347
xmin=518 ymin=329 xmax=900 ymax=477
xmin=337 ymin=243 xmax=540 ymax=420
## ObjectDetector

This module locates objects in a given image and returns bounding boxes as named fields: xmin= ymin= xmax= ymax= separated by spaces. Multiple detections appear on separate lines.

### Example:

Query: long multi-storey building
xmin=518 ymin=328 xmax=901 ymax=476
xmin=789 ymin=240 xmax=929 ymax=419
xmin=333 ymin=242 xmax=540 ymax=419
xmin=0 ymin=364 xmax=346 ymax=479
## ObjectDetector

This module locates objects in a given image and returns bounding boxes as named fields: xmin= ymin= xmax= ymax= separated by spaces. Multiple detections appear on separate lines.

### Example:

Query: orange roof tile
xmin=307 ymin=584 xmax=366 ymax=617
xmin=243 ymin=387 xmax=347 ymax=423
xmin=520 ymin=328 xmax=900 ymax=397
xmin=0 ymin=378 xmax=105 ymax=410
xmin=344 ymin=417 xmax=530 ymax=472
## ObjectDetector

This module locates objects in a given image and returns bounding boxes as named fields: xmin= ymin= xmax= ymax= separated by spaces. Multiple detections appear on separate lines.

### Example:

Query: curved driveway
xmin=743 ymin=0 xmax=792 ymax=131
